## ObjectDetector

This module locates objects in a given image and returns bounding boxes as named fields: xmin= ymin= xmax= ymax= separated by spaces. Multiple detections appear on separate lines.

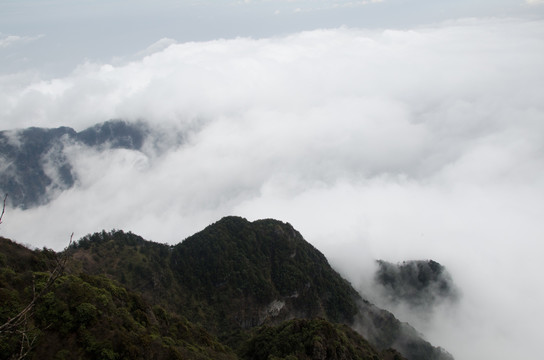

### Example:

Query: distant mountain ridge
xmin=0 ymin=120 xmax=151 ymax=209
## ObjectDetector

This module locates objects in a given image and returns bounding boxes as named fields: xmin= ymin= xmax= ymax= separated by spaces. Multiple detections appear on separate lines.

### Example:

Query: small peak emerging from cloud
xmin=1 ymin=18 xmax=544 ymax=360
xmin=374 ymin=259 xmax=460 ymax=309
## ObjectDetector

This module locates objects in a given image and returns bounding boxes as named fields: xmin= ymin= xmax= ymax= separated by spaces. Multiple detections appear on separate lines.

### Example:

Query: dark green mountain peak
xmin=171 ymin=216 xmax=361 ymax=330
xmin=2 ymin=217 xmax=454 ymax=360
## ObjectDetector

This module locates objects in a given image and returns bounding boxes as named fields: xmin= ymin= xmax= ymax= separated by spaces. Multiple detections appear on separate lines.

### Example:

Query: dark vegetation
xmin=240 ymin=318 xmax=406 ymax=360
xmin=0 ymin=236 xmax=235 ymax=360
xmin=1 ymin=216 xmax=452 ymax=360
xmin=374 ymin=260 xmax=459 ymax=309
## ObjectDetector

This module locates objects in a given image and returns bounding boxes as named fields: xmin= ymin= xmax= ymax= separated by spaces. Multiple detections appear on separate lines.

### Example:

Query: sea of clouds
xmin=1 ymin=18 xmax=544 ymax=360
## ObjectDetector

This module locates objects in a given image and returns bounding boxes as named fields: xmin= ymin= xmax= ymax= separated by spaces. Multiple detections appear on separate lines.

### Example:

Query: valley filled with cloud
xmin=1 ymin=3 xmax=544 ymax=359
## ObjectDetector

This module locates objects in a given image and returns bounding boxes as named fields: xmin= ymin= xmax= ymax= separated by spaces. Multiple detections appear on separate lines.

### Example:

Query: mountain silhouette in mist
xmin=0 ymin=120 xmax=150 ymax=209
xmin=0 ymin=216 xmax=453 ymax=360
xmin=374 ymin=259 xmax=459 ymax=309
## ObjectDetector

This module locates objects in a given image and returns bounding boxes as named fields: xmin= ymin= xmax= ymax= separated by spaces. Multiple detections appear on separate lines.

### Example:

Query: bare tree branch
xmin=0 ymin=193 xmax=7 ymax=225
xmin=15 ymin=313 xmax=38 ymax=360
xmin=0 ymin=230 xmax=74 ymax=359
xmin=0 ymin=237 xmax=72 ymax=334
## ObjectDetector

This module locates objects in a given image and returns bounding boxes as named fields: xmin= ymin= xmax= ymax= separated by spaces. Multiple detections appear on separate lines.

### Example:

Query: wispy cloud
xmin=0 ymin=33 xmax=44 ymax=48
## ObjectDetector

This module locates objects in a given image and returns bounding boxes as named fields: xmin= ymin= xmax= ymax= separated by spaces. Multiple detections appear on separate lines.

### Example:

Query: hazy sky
xmin=1 ymin=0 xmax=543 ymax=75
xmin=2 ymin=1 xmax=544 ymax=360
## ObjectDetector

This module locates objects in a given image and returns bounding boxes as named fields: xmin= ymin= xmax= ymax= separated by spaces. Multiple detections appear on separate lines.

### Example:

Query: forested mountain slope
xmin=1 ymin=216 xmax=452 ymax=360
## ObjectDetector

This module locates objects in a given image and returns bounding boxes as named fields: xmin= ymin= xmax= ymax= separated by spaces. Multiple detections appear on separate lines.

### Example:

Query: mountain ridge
xmin=1 ymin=216 xmax=453 ymax=360
xmin=0 ymin=120 xmax=153 ymax=209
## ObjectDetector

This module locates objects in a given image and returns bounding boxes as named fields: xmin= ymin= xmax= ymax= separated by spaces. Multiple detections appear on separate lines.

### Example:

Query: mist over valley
xmin=1 ymin=2 xmax=544 ymax=358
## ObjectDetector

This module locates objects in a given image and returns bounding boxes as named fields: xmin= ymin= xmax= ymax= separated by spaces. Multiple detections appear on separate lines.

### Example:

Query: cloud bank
xmin=1 ymin=18 xmax=544 ymax=360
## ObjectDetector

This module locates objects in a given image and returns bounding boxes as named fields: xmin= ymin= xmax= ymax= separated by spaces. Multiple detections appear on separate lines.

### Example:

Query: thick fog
xmin=1 ymin=16 xmax=544 ymax=360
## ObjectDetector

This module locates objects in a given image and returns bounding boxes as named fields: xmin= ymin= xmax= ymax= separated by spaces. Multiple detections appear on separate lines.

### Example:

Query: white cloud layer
xmin=1 ymin=18 xmax=544 ymax=360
